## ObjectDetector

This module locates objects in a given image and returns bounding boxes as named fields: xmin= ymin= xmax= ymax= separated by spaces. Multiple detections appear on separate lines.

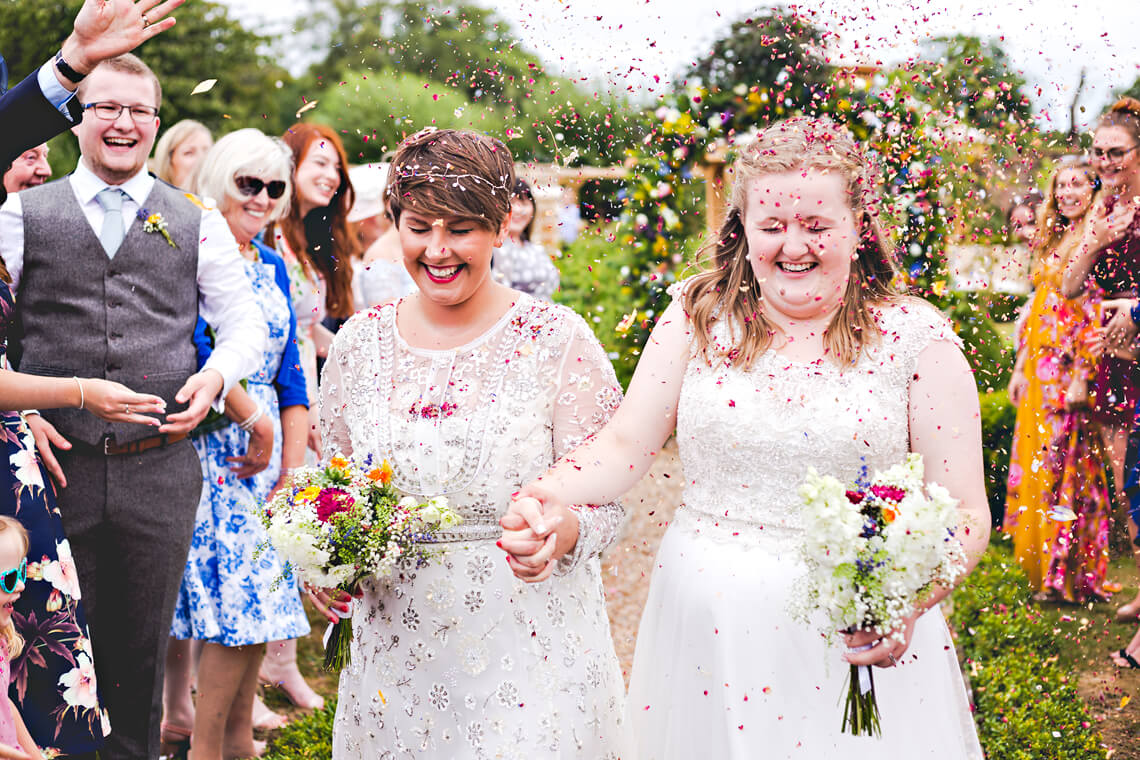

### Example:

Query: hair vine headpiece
xmin=385 ymin=166 xmax=513 ymax=197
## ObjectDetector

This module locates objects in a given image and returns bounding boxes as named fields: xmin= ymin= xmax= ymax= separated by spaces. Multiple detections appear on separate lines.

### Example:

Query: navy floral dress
xmin=170 ymin=241 xmax=310 ymax=646
xmin=0 ymin=283 xmax=110 ymax=755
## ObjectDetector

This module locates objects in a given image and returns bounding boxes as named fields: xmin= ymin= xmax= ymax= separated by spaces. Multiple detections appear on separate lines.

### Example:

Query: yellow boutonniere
xmin=136 ymin=208 xmax=176 ymax=248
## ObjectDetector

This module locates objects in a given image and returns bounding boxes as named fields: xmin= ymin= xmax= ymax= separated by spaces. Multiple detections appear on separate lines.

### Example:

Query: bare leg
xmin=162 ymin=637 xmax=196 ymax=740
xmin=191 ymin=643 xmax=264 ymax=760
xmin=223 ymin=647 xmax=266 ymax=760
xmin=260 ymin=635 xmax=324 ymax=710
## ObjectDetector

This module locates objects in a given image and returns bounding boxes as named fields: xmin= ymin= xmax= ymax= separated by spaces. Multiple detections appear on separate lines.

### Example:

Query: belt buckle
xmin=103 ymin=436 xmax=114 ymax=456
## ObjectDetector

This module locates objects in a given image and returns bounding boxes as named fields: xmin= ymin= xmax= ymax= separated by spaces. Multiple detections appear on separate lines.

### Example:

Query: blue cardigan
xmin=194 ymin=238 xmax=309 ymax=409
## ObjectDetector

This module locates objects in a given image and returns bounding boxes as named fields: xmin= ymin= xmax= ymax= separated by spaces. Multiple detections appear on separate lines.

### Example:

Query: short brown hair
xmin=386 ymin=128 xmax=515 ymax=231
xmin=682 ymin=116 xmax=900 ymax=369
xmin=77 ymin=53 xmax=162 ymax=110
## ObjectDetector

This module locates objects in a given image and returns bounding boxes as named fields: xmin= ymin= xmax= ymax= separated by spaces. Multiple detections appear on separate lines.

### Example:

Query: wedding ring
xmin=141 ymin=13 xmax=149 ymax=26
xmin=887 ymin=653 xmax=898 ymax=666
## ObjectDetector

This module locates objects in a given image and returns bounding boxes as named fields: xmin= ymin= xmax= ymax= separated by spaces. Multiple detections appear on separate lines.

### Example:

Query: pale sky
xmin=221 ymin=0 xmax=1140 ymax=132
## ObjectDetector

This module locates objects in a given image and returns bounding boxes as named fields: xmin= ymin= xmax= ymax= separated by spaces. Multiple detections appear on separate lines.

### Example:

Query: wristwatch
xmin=54 ymin=50 xmax=86 ymax=84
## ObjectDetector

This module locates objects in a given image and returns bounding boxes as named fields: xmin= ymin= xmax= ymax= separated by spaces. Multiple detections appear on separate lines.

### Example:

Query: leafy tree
xmin=299 ymin=0 xmax=634 ymax=165
xmin=312 ymin=69 xmax=502 ymax=161
xmin=685 ymin=10 xmax=832 ymax=127
xmin=912 ymin=35 xmax=1033 ymax=132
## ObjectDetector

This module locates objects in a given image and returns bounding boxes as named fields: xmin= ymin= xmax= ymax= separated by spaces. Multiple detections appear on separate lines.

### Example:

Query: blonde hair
xmin=682 ymin=116 xmax=901 ymax=368
xmin=0 ymin=516 xmax=28 ymax=659
xmin=1029 ymin=158 xmax=1098 ymax=285
xmin=153 ymin=120 xmax=211 ymax=185
xmin=193 ymin=129 xmax=293 ymax=224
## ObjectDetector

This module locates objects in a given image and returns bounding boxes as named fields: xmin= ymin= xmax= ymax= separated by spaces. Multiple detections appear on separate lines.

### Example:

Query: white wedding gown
xmin=320 ymin=294 xmax=630 ymax=759
xmin=627 ymin=287 xmax=984 ymax=759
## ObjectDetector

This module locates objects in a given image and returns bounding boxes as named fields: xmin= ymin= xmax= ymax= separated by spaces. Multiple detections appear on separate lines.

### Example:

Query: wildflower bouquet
xmin=792 ymin=453 xmax=966 ymax=737
xmin=261 ymin=454 xmax=461 ymax=670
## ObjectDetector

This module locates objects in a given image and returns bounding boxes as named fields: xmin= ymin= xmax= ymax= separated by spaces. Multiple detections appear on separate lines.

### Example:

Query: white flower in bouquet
xmin=791 ymin=453 xmax=966 ymax=737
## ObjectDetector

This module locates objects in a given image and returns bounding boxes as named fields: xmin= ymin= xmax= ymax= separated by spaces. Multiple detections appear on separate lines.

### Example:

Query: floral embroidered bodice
xmin=673 ymin=288 xmax=961 ymax=544
xmin=321 ymin=293 xmax=624 ymax=554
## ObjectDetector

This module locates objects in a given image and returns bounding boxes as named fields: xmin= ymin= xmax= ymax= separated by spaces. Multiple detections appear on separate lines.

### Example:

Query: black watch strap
xmin=54 ymin=50 xmax=86 ymax=84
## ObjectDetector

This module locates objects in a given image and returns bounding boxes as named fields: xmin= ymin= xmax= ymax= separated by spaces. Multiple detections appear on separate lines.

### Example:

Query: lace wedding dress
xmin=320 ymin=295 xmax=630 ymax=759
xmin=626 ymin=286 xmax=984 ymax=759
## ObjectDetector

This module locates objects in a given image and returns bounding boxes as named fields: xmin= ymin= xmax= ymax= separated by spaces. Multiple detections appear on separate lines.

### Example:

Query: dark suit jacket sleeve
xmin=0 ymin=71 xmax=79 ymax=167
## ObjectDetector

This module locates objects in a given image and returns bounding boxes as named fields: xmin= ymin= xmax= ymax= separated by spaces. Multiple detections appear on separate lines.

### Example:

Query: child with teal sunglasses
xmin=0 ymin=516 xmax=38 ymax=759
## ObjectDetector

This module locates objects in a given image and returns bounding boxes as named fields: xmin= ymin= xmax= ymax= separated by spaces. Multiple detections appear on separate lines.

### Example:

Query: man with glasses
xmin=1 ymin=0 xmax=185 ymax=205
xmin=0 ymin=53 xmax=265 ymax=760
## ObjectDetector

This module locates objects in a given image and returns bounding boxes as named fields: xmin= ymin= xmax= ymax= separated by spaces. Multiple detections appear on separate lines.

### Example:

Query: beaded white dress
xmin=320 ymin=294 xmax=630 ymax=759
xmin=626 ymin=285 xmax=984 ymax=759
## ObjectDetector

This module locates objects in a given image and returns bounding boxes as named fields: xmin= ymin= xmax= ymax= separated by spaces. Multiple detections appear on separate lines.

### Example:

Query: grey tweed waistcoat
xmin=15 ymin=176 xmax=201 ymax=446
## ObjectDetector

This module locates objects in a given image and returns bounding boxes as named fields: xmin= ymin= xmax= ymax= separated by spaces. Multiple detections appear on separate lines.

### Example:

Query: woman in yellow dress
xmin=1005 ymin=158 xmax=1111 ymax=601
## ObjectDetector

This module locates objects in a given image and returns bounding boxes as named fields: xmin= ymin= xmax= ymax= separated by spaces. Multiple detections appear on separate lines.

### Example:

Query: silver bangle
xmin=238 ymin=406 xmax=264 ymax=432
xmin=73 ymin=376 xmax=85 ymax=410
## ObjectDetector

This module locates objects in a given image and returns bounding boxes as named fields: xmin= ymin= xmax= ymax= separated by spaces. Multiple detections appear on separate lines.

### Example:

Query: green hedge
xmin=979 ymin=389 xmax=1017 ymax=526
xmin=949 ymin=549 xmax=1107 ymax=759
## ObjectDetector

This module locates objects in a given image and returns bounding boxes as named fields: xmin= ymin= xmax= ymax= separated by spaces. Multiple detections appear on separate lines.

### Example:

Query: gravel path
xmin=601 ymin=439 xmax=683 ymax=682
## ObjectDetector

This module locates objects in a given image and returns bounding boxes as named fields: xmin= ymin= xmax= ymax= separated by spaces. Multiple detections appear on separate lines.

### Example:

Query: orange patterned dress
xmin=1004 ymin=230 xmax=1111 ymax=601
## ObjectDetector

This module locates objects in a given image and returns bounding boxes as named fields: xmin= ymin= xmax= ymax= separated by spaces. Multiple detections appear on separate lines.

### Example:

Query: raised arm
xmin=520 ymin=297 xmax=691 ymax=511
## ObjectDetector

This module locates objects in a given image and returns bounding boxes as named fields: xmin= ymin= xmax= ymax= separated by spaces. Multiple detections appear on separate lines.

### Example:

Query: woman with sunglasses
xmin=162 ymin=129 xmax=311 ymax=760
xmin=1062 ymin=98 xmax=1140 ymax=622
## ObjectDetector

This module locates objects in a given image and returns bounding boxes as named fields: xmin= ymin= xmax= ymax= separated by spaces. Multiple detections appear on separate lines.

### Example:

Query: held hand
xmin=227 ymin=415 xmax=273 ymax=479
xmin=304 ymin=583 xmax=356 ymax=625
xmin=160 ymin=370 xmax=224 ymax=435
xmin=1102 ymin=299 xmax=1140 ymax=350
xmin=1007 ymin=370 xmax=1028 ymax=406
xmin=843 ymin=613 xmax=919 ymax=669
xmin=1086 ymin=200 xmax=1136 ymax=252
xmin=1064 ymin=375 xmax=1089 ymax=410
xmin=80 ymin=378 xmax=166 ymax=426
xmin=64 ymin=0 xmax=184 ymax=74
xmin=25 ymin=414 xmax=71 ymax=489
xmin=498 ymin=492 xmax=580 ymax=583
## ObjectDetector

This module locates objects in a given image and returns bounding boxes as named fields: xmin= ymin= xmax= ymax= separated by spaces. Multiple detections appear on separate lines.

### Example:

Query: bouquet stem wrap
xmin=842 ymin=645 xmax=881 ymax=736
xmin=323 ymin=586 xmax=355 ymax=672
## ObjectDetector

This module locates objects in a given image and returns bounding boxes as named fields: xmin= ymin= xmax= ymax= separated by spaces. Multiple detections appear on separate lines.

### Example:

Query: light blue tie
xmin=95 ymin=188 xmax=126 ymax=257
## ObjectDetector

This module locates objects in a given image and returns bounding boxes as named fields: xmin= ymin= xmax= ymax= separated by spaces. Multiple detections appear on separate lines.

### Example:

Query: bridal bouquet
xmin=260 ymin=454 xmax=461 ymax=670
xmin=791 ymin=453 xmax=966 ymax=737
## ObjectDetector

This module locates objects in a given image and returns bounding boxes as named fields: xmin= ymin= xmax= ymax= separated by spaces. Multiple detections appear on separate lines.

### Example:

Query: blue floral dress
xmin=170 ymin=244 xmax=311 ymax=646
xmin=0 ymin=283 xmax=111 ymax=754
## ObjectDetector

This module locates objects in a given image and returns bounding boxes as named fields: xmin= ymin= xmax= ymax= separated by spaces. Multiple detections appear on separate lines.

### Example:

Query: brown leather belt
xmin=98 ymin=432 xmax=189 ymax=456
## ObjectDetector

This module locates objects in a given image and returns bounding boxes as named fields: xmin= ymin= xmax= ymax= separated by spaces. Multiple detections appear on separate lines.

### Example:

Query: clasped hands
xmin=496 ymin=488 xmax=580 ymax=584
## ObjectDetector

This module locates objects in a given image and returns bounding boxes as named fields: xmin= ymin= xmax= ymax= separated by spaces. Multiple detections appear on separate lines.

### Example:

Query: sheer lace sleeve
xmin=318 ymin=326 xmax=356 ymax=462
xmin=550 ymin=313 xmax=625 ymax=575
xmin=877 ymin=298 xmax=964 ymax=381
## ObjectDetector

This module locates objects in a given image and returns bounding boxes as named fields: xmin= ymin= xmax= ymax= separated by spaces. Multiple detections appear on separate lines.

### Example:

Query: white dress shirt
xmin=0 ymin=160 xmax=267 ymax=406
xmin=36 ymin=60 xmax=78 ymax=118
